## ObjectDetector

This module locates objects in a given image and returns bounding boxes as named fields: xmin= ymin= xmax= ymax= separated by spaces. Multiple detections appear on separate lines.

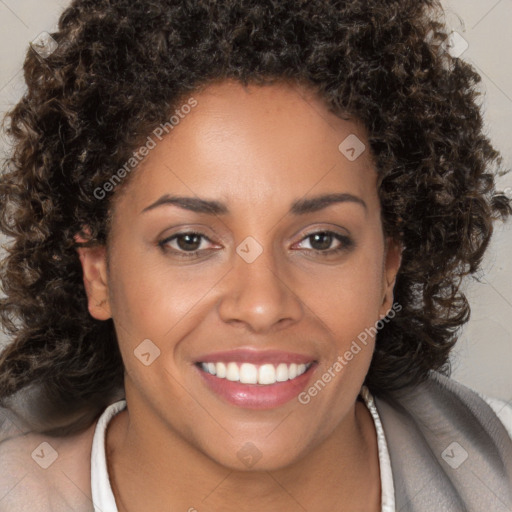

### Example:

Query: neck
xmin=106 ymin=391 xmax=380 ymax=512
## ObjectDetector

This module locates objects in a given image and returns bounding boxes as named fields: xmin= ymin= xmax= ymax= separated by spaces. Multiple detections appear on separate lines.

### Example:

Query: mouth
xmin=194 ymin=350 xmax=317 ymax=409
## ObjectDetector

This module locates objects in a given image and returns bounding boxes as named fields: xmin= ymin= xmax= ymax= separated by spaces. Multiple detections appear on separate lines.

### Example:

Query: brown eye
xmin=175 ymin=233 xmax=203 ymax=251
xmin=308 ymin=232 xmax=335 ymax=251
xmin=295 ymin=230 xmax=354 ymax=256
xmin=158 ymin=231 xmax=216 ymax=259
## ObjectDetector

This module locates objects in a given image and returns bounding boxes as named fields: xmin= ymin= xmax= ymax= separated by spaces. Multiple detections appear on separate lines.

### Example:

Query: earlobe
xmin=74 ymin=229 xmax=111 ymax=321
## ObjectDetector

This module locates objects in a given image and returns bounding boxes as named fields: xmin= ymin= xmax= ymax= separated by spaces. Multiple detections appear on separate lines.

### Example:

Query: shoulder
xmin=376 ymin=372 xmax=512 ymax=437
xmin=0 ymin=412 xmax=97 ymax=512
xmin=373 ymin=373 xmax=512 ymax=509
xmin=477 ymin=392 xmax=512 ymax=441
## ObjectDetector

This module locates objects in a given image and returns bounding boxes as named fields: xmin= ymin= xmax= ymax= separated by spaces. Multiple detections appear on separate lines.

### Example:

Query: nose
xmin=217 ymin=242 xmax=304 ymax=333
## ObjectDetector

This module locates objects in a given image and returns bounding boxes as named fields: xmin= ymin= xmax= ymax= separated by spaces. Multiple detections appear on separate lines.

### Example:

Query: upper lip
xmin=195 ymin=349 xmax=316 ymax=365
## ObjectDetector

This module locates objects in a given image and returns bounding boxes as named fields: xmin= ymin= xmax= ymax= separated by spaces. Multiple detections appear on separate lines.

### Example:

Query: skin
xmin=77 ymin=79 xmax=402 ymax=511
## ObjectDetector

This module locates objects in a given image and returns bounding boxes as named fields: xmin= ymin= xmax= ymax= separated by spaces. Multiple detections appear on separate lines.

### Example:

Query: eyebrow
xmin=140 ymin=192 xmax=367 ymax=216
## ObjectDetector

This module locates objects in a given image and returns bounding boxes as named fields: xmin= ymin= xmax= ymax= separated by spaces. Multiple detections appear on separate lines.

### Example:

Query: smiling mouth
xmin=196 ymin=361 xmax=314 ymax=385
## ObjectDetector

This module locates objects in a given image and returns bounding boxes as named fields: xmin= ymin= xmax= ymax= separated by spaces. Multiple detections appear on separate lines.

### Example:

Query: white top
xmin=90 ymin=388 xmax=512 ymax=512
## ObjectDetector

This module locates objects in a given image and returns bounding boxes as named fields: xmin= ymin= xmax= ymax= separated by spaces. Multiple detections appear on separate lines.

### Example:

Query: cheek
xmin=306 ymin=242 xmax=385 ymax=333
xmin=298 ymin=241 xmax=385 ymax=397
xmin=293 ymin=253 xmax=384 ymax=435
xmin=107 ymin=247 xmax=223 ymax=344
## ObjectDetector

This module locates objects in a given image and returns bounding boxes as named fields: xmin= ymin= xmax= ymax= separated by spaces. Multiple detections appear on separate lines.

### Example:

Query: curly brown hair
xmin=0 ymin=0 xmax=510 ymax=435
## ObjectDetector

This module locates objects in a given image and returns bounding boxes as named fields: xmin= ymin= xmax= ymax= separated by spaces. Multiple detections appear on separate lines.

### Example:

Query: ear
xmin=74 ymin=228 xmax=111 ymax=320
xmin=379 ymin=238 xmax=402 ymax=318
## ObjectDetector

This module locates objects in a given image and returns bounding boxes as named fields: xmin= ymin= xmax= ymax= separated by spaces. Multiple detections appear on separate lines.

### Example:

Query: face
xmin=77 ymin=79 xmax=401 ymax=471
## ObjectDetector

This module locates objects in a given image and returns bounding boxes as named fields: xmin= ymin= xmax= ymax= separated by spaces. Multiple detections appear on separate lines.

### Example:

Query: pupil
xmin=311 ymin=233 xmax=332 ymax=250
xmin=178 ymin=234 xmax=200 ymax=251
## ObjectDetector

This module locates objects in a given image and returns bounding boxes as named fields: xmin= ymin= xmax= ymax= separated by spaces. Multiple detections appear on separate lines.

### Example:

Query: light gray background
xmin=0 ymin=0 xmax=511 ymax=401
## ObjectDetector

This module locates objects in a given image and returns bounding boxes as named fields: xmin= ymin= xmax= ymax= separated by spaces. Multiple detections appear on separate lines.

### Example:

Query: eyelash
xmin=157 ymin=230 xmax=354 ymax=259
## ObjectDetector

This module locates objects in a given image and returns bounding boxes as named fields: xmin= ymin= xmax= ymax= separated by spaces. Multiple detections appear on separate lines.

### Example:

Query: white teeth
xmin=258 ymin=364 xmax=276 ymax=385
xmin=239 ymin=363 xmax=258 ymax=384
xmin=216 ymin=362 xmax=226 ymax=378
xmin=275 ymin=363 xmax=289 ymax=382
xmin=226 ymin=362 xmax=239 ymax=381
xmin=200 ymin=361 xmax=312 ymax=385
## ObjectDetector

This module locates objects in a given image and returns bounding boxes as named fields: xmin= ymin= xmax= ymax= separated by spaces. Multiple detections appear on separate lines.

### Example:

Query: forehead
xmin=116 ymin=79 xmax=378 ymax=214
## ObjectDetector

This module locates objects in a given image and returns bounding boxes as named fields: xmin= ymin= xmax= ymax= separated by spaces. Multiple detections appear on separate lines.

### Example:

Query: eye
xmin=294 ymin=231 xmax=354 ymax=256
xmin=158 ymin=232 xmax=216 ymax=258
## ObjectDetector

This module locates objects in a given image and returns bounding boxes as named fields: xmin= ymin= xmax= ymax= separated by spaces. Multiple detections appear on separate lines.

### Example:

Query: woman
xmin=0 ymin=0 xmax=511 ymax=511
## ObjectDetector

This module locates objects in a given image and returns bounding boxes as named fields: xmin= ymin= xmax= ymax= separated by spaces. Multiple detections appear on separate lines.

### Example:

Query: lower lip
xmin=196 ymin=364 xmax=316 ymax=409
